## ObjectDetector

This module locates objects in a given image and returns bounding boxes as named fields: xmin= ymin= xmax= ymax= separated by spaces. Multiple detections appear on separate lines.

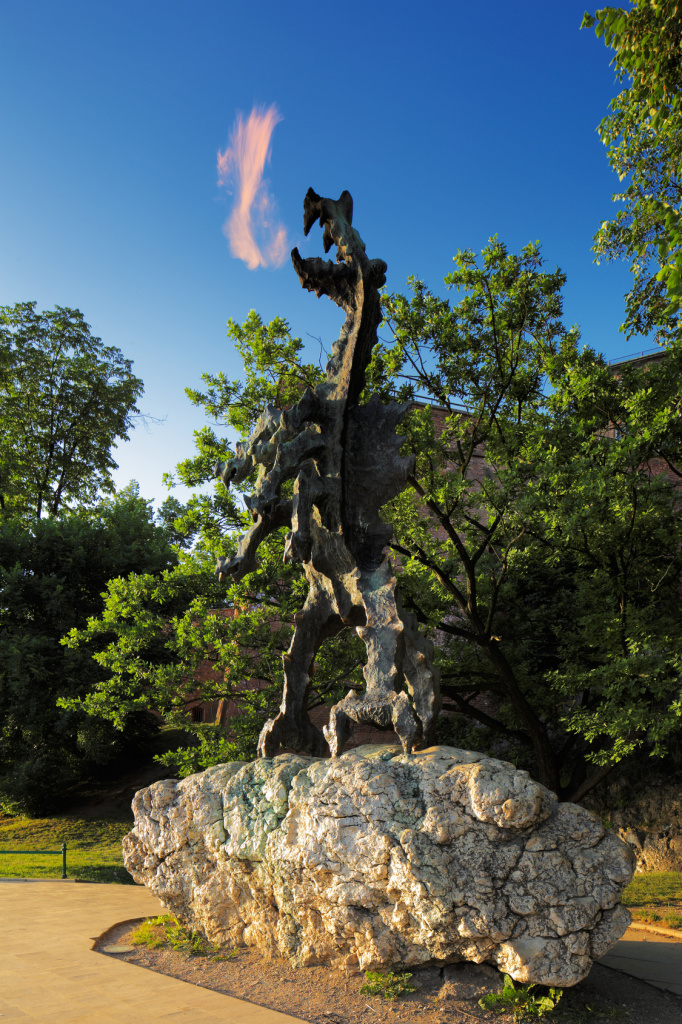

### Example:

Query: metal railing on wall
xmin=608 ymin=346 xmax=664 ymax=366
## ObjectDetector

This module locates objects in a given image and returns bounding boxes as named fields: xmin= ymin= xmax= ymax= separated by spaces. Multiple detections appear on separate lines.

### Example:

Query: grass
xmin=0 ymin=812 xmax=134 ymax=883
xmin=630 ymin=907 xmax=682 ymax=929
xmin=0 ymin=725 xmax=200 ymax=884
xmin=359 ymin=970 xmax=417 ymax=1001
xmin=478 ymin=974 xmax=563 ymax=1020
xmin=129 ymin=915 xmax=236 ymax=959
xmin=130 ymin=915 xmax=178 ymax=949
xmin=621 ymin=871 xmax=682 ymax=907
xmin=621 ymin=871 xmax=682 ymax=932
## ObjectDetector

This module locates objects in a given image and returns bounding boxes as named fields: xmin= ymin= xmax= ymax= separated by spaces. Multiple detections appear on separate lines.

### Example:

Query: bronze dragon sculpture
xmin=215 ymin=189 xmax=440 ymax=758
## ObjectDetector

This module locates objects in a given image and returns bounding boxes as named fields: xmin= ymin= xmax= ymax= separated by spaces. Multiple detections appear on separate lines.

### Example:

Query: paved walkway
xmin=599 ymin=926 xmax=682 ymax=997
xmin=0 ymin=879 xmax=305 ymax=1024
xmin=1 ymin=880 xmax=681 ymax=1023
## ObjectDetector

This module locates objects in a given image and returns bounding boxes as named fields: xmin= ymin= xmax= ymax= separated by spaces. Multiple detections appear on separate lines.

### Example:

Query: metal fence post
xmin=62 ymin=842 xmax=67 ymax=879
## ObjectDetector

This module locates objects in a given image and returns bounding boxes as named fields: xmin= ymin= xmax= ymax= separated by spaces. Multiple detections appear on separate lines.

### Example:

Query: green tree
xmin=62 ymin=534 xmax=364 ymax=779
xmin=0 ymin=484 xmax=176 ymax=814
xmin=522 ymin=357 xmax=682 ymax=786
xmin=582 ymin=1 xmax=682 ymax=335
xmin=62 ymin=313 xmax=357 ymax=778
xmin=582 ymin=1 xmax=682 ymax=499
xmin=162 ymin=310 xmax=326 ymax=551
xmin=64 ymin=245 xmax=682 ymax=800
xmin=370 ymin=243 xmax=682 ymax=798
xmin=0 ymin=302 xmax=144 ymax=522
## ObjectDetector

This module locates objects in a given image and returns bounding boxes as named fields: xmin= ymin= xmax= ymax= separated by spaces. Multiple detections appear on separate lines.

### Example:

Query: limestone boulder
xmin=123 ymin=744 xmax=635 ymax=988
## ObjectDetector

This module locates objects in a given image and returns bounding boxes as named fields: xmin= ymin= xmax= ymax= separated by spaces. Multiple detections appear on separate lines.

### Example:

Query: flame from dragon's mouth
xmin=217 ymin=104 xmax=288 ymax=270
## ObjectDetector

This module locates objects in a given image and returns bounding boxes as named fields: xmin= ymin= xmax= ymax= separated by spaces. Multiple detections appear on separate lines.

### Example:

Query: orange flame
xmin=217 ymin=105 xmax=288 ymax=270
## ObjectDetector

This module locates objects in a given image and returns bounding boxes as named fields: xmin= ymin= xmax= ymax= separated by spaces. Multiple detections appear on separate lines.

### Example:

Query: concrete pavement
xmin=0 ymin=879 xmax=305 ymax=1024
xmin=599 ymin=926 xmax=682 ymax=997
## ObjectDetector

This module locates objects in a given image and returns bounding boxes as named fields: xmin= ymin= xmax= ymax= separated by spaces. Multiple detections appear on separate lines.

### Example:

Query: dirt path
xmin=96 ymin=919 xmax=682 ymax=1024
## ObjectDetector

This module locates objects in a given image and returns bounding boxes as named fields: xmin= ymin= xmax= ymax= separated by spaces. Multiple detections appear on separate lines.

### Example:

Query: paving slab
xmin=599 ymin=926 xmax=682 ymax=996
xmin=0 ymin=879 xmax=306 ymax=1024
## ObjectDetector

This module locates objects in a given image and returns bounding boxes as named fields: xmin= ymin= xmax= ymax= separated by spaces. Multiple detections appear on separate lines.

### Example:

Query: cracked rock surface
xmin=123 ymin=744 xmax=635 ymax=987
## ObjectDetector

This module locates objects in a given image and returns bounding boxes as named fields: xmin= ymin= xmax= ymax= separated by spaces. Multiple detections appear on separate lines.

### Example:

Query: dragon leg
xmin=325 ymin=563 xmax=440 ymax=756
xmin=395 ymin=590 xmax=441 ymax=747
xmin=257 ymin=580 xmax=344 ymax=758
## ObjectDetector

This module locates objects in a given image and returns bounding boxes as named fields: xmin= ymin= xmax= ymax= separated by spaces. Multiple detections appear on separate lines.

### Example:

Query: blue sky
xmin=1 ymin=0 xmax=638 ymax=509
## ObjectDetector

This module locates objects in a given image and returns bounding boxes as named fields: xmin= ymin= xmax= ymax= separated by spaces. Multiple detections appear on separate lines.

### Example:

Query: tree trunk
xmin=484 ymin=641 xmax=561 ymax=795
xmin=214 ymin=699 xmax=229 ymax=727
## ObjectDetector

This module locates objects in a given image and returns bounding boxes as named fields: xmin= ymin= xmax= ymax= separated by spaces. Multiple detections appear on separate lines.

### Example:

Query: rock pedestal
xmin=123 ymin=745 xmax=635 ymax=988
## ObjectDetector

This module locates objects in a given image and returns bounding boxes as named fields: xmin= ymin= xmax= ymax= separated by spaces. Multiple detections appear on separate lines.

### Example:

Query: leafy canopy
xmin=369 ymin=240 xmax=682 ymax=798
xmin=0 ymin=302 xmax=143 ymax=522
xmin=582 ymin=1 xmax=682 ymax=335
xmin=0 ymin=483 xmax=176 ymax=815
xmin=63 ymin=313 xmax=357 ymax=778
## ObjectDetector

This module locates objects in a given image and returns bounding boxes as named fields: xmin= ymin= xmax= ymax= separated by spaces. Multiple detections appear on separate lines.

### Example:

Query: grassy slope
xmin=622 ymin=872 xmax=682 ymax=906
xmin=0 ymin=812 xmax=133 ymax=882
xmin=622 ymin=872 xmax=682 ymax=930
